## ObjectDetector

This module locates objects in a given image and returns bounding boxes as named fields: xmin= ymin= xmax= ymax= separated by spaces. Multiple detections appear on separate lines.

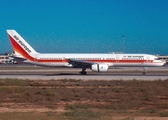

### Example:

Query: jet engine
xmin=91 ymin=64 xmax=109 ymax=72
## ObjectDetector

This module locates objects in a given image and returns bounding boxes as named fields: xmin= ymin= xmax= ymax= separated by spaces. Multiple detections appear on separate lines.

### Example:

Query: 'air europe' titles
xmin=13 ymin=35 xmax=31 ymax=53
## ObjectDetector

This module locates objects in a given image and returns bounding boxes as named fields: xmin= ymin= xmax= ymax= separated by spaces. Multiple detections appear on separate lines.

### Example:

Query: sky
xmin=0 ymin=0 xmax=168 ymax=55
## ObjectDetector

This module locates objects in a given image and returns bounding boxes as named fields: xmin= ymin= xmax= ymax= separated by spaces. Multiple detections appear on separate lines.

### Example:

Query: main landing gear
xmin=80 ymin=68 xmax=87 ymax=75
xmin=143 ymin=67 xmax=148 ymax=75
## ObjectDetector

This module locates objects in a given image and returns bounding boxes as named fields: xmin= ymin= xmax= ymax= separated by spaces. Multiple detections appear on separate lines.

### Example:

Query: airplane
xmin=7 ymin=30 xmax=166 ymax=75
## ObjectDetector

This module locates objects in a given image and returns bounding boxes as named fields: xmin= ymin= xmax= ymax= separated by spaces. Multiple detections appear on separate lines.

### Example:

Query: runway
xmin=0 ymin=73 xmax=168 ymax=80
xmin=0 ymin=64 xmax=168 ymax=80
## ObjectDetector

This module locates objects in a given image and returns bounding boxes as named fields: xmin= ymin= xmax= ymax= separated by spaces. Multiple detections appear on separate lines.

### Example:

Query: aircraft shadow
xmin=46 ymin=73 xmax=168 ymax=77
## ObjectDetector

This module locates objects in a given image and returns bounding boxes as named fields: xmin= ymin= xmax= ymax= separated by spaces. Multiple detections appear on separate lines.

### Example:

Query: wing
xmin=68 ymin=59 xmax=95 ymax=68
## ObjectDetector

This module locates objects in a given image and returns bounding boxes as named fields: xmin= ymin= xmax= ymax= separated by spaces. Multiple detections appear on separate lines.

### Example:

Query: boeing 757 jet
xmin=7 ymin=30 xmax=165 ymax=75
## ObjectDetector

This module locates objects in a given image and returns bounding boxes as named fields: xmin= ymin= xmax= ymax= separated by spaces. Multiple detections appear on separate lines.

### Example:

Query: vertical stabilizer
xmin=7 ymin=30 xmax=38 ymax=60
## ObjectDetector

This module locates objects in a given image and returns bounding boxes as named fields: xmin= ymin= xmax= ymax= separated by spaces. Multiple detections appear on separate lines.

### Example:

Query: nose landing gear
xmin=143 ymin=67 xmax=148 ymax=75
xmin=80 ymin=67 xmax=87 ymax=75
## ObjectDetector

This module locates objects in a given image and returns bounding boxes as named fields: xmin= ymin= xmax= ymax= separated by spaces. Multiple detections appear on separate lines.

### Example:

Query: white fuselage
xmin=23 ymin=53 xmax=165 ymax=67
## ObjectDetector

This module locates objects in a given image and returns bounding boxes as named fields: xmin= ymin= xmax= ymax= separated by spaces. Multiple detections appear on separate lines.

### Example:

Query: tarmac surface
xmin=0 ymin=64 xmax=168 ymax=80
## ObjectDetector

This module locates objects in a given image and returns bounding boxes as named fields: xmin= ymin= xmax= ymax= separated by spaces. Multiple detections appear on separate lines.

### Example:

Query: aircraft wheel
xmin=80 ymin=71 xmax=87 ymax=75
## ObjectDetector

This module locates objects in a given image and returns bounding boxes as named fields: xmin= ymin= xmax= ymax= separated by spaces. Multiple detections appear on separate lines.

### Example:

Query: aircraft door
xmin=115 ymin=55 xmax=119 ymax=62
xmin=34 ymin=54 xmax=38 ymax=62
xmin=145 ymin=56 xmax=150 ymax=63
xmin=62 ymin=57 xmax=66 ymax=62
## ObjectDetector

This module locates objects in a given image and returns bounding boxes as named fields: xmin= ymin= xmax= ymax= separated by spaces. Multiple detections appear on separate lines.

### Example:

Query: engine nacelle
xmin=91 ymin=64 xmax=109 ymax=72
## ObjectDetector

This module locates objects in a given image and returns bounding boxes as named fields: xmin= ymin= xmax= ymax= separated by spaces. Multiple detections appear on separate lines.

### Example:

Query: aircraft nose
xmin=162 ymin=60 xmax=167 ymax=66
xmin=164 ymin=62 xmax=167 ymax=65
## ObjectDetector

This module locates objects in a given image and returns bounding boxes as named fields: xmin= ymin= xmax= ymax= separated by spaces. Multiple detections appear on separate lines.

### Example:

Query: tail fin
xmin=7 ymin=30 xmax=38 ymax=60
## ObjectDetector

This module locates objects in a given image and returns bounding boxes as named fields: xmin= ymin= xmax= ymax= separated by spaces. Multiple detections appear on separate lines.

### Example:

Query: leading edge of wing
xmin=68 ymin=59 xmax=95 ymax=67
xmin=9 ymin=56 xmax=27 ymax=62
